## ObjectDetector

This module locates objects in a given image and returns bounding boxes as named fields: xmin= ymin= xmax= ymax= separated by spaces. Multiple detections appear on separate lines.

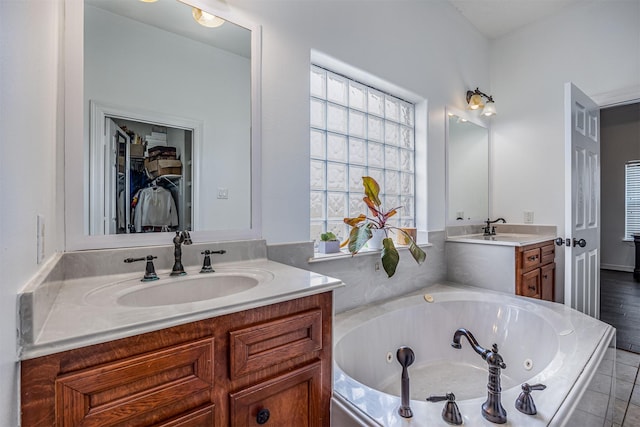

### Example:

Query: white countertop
xmin=446 ymin=233 xmax=556 ymax=246
xmin=19 ymin=258 xmax=343 ymax=360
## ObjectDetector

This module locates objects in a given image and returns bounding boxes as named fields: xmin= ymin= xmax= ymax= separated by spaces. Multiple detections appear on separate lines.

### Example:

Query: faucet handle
xmin=427 ymin=393 xmax=462 ymax=425
xmin=200 ymin=249 xmax=226 ymax=273
xmin=124 ymin=255 xmax=159 ymax=282
xmin=516 ymin=383 xmax=546 ymax=415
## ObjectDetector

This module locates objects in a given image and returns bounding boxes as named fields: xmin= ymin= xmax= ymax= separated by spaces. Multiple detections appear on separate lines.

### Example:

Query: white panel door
xmin=564 ymin=83 xmax=600 ymax=318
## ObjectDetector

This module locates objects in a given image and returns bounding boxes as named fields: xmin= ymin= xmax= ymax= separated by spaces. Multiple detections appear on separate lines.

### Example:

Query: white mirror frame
xmin=64 ymin=0 xmax=262 ymax=250
xmin=444 ymin=106 xmax=492 ymax=225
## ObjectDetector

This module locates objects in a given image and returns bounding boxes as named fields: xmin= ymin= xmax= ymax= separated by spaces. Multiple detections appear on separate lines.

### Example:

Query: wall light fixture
xmin=466 ymin=88 xmax=497 ymax=117
xmin=192 ymin=7 xmax=225 ymax=28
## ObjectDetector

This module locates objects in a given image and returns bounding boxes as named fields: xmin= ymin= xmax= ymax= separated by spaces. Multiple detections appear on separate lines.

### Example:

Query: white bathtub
xmin=332 ymin=284 xmax=616 ymax=426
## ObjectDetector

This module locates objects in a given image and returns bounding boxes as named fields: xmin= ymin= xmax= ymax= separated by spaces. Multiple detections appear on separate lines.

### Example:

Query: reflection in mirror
xmin=446 ymin=108 xmax=490 ymax=224
xmin=84 ymin=0 xmax=252 ymax=236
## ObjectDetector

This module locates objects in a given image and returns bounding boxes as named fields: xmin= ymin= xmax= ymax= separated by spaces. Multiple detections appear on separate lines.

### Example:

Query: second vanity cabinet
xmin=446 ymin=234 xmax=556 ymax=302
xmin=21 ymin=292 xmax=332 ymax=427
xmin=515 ymin=240 xmax=555 ymax=301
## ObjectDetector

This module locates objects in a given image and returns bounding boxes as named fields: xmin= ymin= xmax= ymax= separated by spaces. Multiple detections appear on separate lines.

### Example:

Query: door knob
xmin=555 ymin=238 xmax=569 ymax=246
xmin=573 ymin=238 xmax=587 ymax=247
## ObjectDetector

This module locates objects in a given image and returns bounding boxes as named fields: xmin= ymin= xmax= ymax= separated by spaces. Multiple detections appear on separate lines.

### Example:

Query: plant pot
xmin=366 ymin=229 xmax=386 ymax=250
xmin=318 ymin=240 xmax=340 ymax=254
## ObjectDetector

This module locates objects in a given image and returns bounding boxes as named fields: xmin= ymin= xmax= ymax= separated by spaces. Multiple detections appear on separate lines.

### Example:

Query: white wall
xmin=601 ymin=103 xmax=640 ymax=271
xmin=230 ymin=0 xmax=491 ymax=241
xmin=490 ymin=0 xmax=640 ymax=300
xmin=0 ymin=1 xmax=65 ymax=425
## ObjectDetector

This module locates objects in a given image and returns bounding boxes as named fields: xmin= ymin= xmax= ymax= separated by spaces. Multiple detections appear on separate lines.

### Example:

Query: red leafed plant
xmin=342 ymin=176 xmax=426 ymax=277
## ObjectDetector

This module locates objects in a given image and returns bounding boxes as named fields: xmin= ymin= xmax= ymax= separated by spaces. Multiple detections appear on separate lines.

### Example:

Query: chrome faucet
xmin=452 ymin=328 xmax=507 ymax=424
xmin=483 ymin=217 xmax=506 ymax=236
xmin=171 ymin=230 xmax=192 ymax=276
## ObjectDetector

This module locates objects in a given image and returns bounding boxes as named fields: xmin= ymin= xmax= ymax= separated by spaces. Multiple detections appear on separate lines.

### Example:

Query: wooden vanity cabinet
xmin=515 ymin=240 xmax=555 ymax=302
xmin=21 ymin=292 xmax=332 ymax=427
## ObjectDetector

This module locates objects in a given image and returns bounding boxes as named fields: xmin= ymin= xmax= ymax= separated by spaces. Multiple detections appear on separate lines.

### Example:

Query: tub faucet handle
xmin=427 ymin=393 xmax=462 ymax=425
xmin=516 ymin=383 xmax=547 ymax=415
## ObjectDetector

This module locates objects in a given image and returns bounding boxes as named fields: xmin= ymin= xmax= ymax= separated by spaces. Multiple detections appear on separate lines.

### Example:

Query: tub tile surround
xmin=17 ymin=239 xmax=344 ymax=360
xmin=332 ymin=283 xmax=617 ymax=426
xmin=267 ymin=231 xmax=447 ymax=313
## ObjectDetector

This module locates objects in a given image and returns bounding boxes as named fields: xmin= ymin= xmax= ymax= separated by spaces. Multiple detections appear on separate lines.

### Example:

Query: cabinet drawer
xmin=522 ymin=248 xmax=541 ymax=270
xmin=541 ymin=244 xmax=555 ymax=265
xmin=55 ymin=338 xmax=214 ymax=426
xmin=521 ymin=269 xmax=541 ymax=298
xmin=230 ymin=308 xmax=323 ymax=379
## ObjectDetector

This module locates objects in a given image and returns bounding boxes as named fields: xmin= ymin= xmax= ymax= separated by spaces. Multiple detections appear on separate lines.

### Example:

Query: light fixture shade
xmin=192 ymin=8 xmax=225 ymax=28
xmin=139 ymin=0 xmax=158 ymax=2
xmin=482 ymin=100 xmax=497 ymax=116
xmin=467 ymin=93 xmax=484 ymax=110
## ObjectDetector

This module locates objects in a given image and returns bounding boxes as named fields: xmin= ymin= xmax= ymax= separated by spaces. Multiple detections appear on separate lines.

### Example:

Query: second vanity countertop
xmin=446 ymin=233 xmax=557 ymax=246
xmin=19 ymin=256 xmax=344 ymax=360
xmin=445 ymin=224 xmax=558 ymax=247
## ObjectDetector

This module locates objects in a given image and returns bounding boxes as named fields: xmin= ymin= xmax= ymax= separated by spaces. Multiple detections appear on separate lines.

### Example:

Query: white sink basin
xmin=85 ymin=268 xmax=274 ymax=307
xmin=118 ymin=274 xmax=260 ymax=307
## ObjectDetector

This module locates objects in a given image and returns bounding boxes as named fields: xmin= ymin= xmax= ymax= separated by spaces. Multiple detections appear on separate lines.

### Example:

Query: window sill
xmin=308 ymin=242 xmax=432 ymax=263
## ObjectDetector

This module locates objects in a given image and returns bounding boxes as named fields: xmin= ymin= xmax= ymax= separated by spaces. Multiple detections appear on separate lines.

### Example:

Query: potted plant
xmin=317 ymin=231 xmax=341 ymax=254
xmin=343 ymin=176 xmax=426 ymax=277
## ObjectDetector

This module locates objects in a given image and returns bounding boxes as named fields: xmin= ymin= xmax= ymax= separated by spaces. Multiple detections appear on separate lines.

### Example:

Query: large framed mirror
xmin=64 ymin=0 xmax=262 ymax=250
xmin=445 ymin=106 xmax=490 ymax=224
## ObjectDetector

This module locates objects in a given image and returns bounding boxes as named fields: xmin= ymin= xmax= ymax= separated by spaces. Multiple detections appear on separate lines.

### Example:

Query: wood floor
xmin=601 ymin=269 xmax=640 ymax=353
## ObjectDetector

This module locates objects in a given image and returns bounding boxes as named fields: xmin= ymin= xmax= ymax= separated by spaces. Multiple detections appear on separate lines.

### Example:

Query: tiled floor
xmin=614 ymin=349 xmax=640 ymax=426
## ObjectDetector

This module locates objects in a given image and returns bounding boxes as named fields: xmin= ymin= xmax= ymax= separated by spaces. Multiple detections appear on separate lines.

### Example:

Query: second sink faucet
xmin=171 ymin=230 xmax=192 ymax=276
xmin=452 ymin=328 xmax=507 ymax=424
xmin=483 ymin=217 xmax=506 ymax=236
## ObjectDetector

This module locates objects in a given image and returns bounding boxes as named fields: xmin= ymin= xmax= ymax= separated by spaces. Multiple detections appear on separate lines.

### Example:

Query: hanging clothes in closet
xmin=133 ymin=185 xmax=179 ymax=232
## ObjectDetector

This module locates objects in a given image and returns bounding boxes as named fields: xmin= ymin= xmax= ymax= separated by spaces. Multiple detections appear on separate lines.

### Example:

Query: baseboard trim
xmin=601 ymin=264 xmax=634 ymax=272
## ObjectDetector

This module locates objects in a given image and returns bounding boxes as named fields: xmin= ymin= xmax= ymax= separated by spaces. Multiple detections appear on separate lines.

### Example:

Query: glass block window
xmin=625 ymin=161 xmax=640 ymax=239
xmin=310 ymin=65 xmax=416 ymax=242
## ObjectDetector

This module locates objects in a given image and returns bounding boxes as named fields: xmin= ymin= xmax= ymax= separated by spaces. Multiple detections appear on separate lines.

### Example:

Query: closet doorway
xmin=89 ymin=102 xmax=201 ymax=236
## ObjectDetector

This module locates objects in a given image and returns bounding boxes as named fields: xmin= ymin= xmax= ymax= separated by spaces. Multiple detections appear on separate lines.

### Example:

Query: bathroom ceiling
xmin=448 ymin=0 xmax=587 ymax=39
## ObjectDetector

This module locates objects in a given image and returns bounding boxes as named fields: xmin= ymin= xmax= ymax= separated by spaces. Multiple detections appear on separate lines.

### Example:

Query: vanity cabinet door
xmin=229 ymin=362 xmax=323 ymax=427
xmin=521 ymin=269 xmax=541 ymax=298
xmin=541 ymin=262 xmax=555 ymax=302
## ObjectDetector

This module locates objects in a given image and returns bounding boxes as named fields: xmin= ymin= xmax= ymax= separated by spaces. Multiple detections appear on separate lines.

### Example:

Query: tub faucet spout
xmin=451 ymin=328 xmax=508 ymax=424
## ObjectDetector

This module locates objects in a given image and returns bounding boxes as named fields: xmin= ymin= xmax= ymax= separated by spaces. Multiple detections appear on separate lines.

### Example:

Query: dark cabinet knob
xmin=256 ymin=408 xmax=270 ymax=424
